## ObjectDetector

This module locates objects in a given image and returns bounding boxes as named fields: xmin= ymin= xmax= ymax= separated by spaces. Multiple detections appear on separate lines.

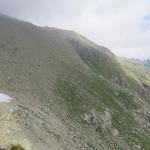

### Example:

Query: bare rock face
xmin=84 ymin=109 xmax=112 ymax=130
xmin=100 ymin=110 xmax=112 ymax=130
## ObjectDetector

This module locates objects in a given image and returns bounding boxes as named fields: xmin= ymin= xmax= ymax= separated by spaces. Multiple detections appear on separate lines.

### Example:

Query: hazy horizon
xmin=0 ymin=0 xmax=149 ymax=59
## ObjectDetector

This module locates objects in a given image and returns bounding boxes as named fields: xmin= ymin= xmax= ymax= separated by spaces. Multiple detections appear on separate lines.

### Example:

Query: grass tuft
xmin=10 ymin=144 xmax=25 ymax=150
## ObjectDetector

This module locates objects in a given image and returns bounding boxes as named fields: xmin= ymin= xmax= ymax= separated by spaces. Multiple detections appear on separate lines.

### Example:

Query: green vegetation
xmin=10 ymin=144 xmax=25 ymax=150
xmin=56 ymin=49 xmax=150 ymax=149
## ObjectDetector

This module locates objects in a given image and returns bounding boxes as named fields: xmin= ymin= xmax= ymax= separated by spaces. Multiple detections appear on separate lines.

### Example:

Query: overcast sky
xmin=0 ymin=0 xmax=150 ymax=59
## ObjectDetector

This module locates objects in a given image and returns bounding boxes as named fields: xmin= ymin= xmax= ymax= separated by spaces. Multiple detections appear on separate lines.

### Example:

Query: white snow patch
xmin=0 ymin=93 xmax=12 ymax=102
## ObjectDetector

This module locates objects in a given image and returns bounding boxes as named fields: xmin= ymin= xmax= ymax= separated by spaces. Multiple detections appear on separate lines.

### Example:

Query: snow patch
xmin=0 ymin=93 xmax=12 ymax=102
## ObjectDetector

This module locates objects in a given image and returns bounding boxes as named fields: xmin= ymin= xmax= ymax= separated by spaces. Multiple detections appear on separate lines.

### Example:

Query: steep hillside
xmin=0 ymin=14 xmax=150 ymax=150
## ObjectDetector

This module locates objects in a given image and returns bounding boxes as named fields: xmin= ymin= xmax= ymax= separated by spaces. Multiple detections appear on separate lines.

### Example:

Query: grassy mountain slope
xmin=0 ymin=14 xmax=150 ymax=150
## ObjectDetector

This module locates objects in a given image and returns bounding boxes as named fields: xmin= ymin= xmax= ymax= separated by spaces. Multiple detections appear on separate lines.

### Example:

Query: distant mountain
xmin=0 ymin=13 xmax=150 ymax=150
xmin=143 ymin=59 xmax=150 ymax=68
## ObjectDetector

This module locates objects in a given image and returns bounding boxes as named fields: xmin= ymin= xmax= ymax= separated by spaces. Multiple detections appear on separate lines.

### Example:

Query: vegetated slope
xmin=119 ymin=58 xmax=150 ymax=99
xmin=0 ymin=13 xmax=150 ymax=150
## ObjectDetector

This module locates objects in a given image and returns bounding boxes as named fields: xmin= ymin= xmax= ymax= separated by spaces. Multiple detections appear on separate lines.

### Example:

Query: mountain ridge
xmin=0 ymin=13 xmax=150 ymax=150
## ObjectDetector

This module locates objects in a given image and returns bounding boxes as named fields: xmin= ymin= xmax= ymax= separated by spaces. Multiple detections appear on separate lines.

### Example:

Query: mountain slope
xmin=0 ymin=14 xmax=150 ymax=150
